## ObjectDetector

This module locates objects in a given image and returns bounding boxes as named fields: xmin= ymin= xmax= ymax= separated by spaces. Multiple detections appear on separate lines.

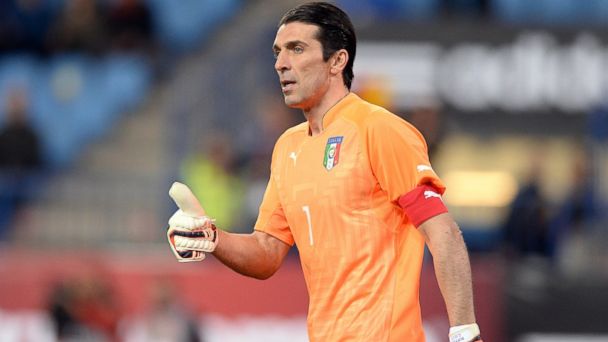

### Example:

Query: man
xmin=0 ymin=87 xmax=43 ymax=239
xmin=168 ymin=2 xmax=481 ymax=341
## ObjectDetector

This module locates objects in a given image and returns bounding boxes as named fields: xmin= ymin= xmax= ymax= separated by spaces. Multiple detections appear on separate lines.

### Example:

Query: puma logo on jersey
xmin=424 ymin=190 xmax=442 ymax=200
xmin=417 ymin=164 xmax=433 ymax=172
xmin=289 ymin=152 xmax=297 ymax=164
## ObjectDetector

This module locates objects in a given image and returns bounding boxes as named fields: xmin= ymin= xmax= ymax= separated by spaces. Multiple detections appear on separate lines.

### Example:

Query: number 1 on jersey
xmin=302 ymin=205 xmax=314 ymax=246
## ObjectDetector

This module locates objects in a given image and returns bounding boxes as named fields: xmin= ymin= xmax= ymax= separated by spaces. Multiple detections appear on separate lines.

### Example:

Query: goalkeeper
xmin=168 ymin=2 xmax=482 ymax=341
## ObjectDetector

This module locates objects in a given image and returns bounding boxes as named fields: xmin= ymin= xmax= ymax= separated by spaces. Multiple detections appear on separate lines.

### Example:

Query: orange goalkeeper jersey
xmin=254 ymin=93 xmax=445 ymax=341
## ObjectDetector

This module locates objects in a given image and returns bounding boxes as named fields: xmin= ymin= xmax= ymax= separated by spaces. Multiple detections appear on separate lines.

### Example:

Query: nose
xmin=275 ymin=50 xmax=289 ymax=72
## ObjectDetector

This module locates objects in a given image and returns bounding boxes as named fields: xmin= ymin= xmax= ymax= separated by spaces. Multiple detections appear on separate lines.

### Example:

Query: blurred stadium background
xmin=0 ymin=0 xmax=607 ymax=341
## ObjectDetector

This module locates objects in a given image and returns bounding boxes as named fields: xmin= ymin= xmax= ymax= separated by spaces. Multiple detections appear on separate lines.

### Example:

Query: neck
xmin=304 ymin=86 xmax=349 ymax=136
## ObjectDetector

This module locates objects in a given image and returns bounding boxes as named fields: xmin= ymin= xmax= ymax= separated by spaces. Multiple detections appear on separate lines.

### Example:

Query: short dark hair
xmin=279 ymin=2 xmax=356 ymax=90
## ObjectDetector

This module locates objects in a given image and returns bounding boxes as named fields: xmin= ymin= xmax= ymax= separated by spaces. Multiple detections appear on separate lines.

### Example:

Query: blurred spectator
xmin=553 ymin=152 xmax=598 ymax=233
xmin=106 ymin=0 xmax=155 ymax=53
xmin=0 ymin=87 xmax=43 ymax=239
xmin=403 ymin=107 xmax=445 ymax=159
xmin=550 ymin=151 xmax=602 ymax=277
xmin=182 ymin=132 xmax=244 ymax=231
xmin=0 ymin=0 xmax=55 ymax=55
xmin=238 ymin=93 xmax=300 ymax=228
xmin=0 ymin=1 xmax=18 ymax=53
xmin=440 ymin=0 xmax=489 ymax=18
xmin=47 ymin=0 xmax=108 ymax=55
xmin=120 ymin=279 xmax=202 ymax=342
xmin=502 ymin=155 xmax=551 ymax=258
xmin=48 ymin=277 xmax=121 ymax=341
xmin=241 ymin=93 xmax=300 ymax=162
xmin=0 ymin=87 xmax=42 ymax=171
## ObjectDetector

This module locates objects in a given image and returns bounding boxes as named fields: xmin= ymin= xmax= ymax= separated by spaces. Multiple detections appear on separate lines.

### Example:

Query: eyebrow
xmin=273 ymin=40 xmax=310 ymax=52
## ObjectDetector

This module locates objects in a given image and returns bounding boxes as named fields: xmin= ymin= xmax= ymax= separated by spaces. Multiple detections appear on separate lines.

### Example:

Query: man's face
xmin=273 ymin=22 xmax=331 ymax=109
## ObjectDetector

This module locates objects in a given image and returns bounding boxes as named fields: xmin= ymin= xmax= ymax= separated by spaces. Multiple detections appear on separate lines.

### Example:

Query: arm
xmin=167 ymin=181 xmax=291 ymax=279
xmin=418 ymin=212 xmax=476 ymax=326
xmin=363 ymin=114 xmax=479 ymax=339
xmin=212 ymin=230 xmax=291 ymax=280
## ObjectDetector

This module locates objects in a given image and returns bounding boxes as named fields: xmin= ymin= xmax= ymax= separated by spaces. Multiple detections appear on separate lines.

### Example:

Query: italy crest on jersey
xmin=323 ymin=136 xmax=343 ymax=171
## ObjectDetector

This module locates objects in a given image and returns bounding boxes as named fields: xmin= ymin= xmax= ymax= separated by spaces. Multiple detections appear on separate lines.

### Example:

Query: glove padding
xmin=449 ymin=323 xmax=482 ymax=342
xmin=167 ymin=209 xmax=218 ymax=263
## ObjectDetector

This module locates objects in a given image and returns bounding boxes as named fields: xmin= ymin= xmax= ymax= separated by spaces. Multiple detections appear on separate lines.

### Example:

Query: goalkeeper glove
xmin=449 ymin=323 xmax=482 ymax=342
xmin=167 ymin=209 xmax=219 ymax=263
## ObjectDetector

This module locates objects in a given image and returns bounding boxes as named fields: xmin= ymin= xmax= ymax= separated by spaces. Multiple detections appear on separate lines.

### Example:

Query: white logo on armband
xmin=424 ymin=190 xmax=442 ymax=200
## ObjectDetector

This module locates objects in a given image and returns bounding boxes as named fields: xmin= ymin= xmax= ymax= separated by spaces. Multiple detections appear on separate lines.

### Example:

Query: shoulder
xmin=276 ymin=121 xmax=307 ymax=144
xmin=270 ymin=121 xmax=307 ymax=161
xmin=344 ymin=94 xmax=425 ymax=143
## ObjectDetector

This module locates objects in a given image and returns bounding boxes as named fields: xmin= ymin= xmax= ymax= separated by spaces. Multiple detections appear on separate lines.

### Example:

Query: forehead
xmin=274 ymin=22 xmax=320 ymax=46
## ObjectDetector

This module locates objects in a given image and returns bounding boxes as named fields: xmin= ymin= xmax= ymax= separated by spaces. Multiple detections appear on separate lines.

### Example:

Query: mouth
xmin=281 ymin=80 xmax=296 ymax=92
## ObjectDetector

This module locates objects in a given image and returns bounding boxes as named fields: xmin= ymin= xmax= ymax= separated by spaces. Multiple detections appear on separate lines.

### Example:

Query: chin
xmin=283 ymin=95 xmax=303 ymax=108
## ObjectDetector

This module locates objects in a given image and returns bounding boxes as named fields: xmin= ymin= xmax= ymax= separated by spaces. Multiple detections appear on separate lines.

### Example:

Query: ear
xmin=330 ymin=49 xmax=349 ymax=76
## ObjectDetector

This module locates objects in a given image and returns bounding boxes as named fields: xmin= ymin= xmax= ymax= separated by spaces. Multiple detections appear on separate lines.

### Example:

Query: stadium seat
xmin=337 ymin=0 xmax=439 ymax=20
xmin=146 ymin=0 xmax=242 ymax=52
xmin=101 ymin=54 xmax=151 ymax=114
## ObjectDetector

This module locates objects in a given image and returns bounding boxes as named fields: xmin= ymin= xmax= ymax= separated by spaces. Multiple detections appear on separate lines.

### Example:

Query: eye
xmin=273 ymin=50 xmax=279 ymax=59
xmin=294 ymin=46 xmax=304 ymax=54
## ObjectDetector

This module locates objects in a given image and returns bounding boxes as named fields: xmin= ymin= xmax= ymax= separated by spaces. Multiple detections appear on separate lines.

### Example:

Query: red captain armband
xmin=398 ymin=184 xmax=448 ymax=228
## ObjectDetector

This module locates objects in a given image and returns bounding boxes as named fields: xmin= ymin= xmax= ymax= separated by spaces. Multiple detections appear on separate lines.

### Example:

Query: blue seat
xmin=101 ymin=54 xmax=151 ymax=115
xmin=492 ymin=0 xmax=538 ymax=23
xmin=539 ymin=0 xmax=578 ymax=24
xmin=493 ymin=0 xmax=606 ymax=25
xmin=147 ymin=0 xmax=242 ymax=52
xmin=31 ymin=54 xmax=111 ymax=167
xmin=337 ymin=0 xmax=439 ymax=20
xmin=399 ymin=0 xmax=440 ymax=19
xmin=584 ymin=0 xmax=608 ymax=25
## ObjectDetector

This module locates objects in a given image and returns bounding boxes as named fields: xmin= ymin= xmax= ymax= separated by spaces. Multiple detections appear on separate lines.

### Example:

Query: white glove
xmin=167 ymin=182 xmax=219 ymax=263
xmin=449 ymin=323 xmax=482 ymax=342
xmin=167 ymin=209 xmax=218 ymax=261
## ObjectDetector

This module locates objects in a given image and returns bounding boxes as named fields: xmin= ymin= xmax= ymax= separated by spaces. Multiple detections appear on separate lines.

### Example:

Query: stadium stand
xmin=0 ymin=0 xmax=244 ymax=242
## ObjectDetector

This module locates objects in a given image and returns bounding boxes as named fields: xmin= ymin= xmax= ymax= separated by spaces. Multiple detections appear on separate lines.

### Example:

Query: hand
xmin=167 ymin=216 xmax=218 ymax=262
xmin=166 ymin=182 xmax=219 ymax=263
xmin=449 ymin=323 xmax=482 ymax=342
xmin=167 ymin=209 xmax=218 ymax=262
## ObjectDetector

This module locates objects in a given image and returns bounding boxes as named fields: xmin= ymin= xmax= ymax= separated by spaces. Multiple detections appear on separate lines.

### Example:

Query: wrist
xmin=449 ymin=323 xmax=481 ymax=342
